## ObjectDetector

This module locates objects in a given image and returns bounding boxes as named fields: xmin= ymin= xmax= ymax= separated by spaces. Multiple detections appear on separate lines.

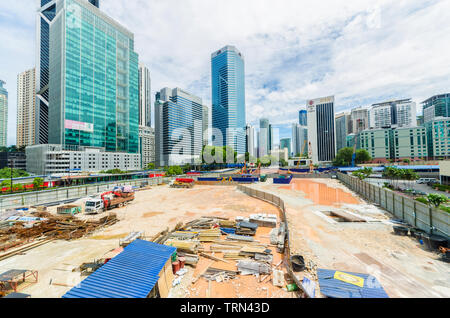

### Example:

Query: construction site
xmin=0 ymin=171 xmax=448 ymax=298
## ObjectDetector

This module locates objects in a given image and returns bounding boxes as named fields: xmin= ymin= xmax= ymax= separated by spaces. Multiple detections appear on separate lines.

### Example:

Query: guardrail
xmin=0 ymin=177 xmax=163 ymax=211
xmin=337 ymin=172 xmax=449 ymax=237
xmin=237 ymin=184 xmax=308 ymax=298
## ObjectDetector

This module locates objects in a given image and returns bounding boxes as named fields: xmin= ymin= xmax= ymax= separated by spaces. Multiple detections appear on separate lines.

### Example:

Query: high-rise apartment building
xmin=36 ymin=0 xmax=100 ymax=145
xmin=259 ymin=118 xmax=270 ymax=157
xmin=245 ymin=124 xmax=255 ymax=158
xmin=211 ymin=45 xmax=246 ymax=154
xmin=17 ymin=68 xmax=37 ymax=148
xmin=422 ymin=94 xmax=450 ymax=123
xmin=369 ymin=99 xmax=416 ymax=129
xmin=154 ymin=88 xmax=203 ymax=166
xmin=307 ymin=96 xmax=336 ymax=164
xmin=139 ymin=126 xmax=155 ymax=168
xmin=0 ymin=81 xmax=7 ymax=147
xmin=47 ymin=0 xmax=139 ymax=155
xmin=138 ymin=63 xmax=151 ymax=127
xmin=350 ymin=107 xmax=369 ymax=134
xmin=299 ymin=110 xmax=307 ymax=126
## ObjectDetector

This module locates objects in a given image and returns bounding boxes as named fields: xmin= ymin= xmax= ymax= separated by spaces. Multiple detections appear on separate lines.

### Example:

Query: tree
xmin=352 ymin=167 xmax=373 ymax=180
xmin=355 ymin=149 xmax=372 ymax=164
xmin=146 ymin=163 xmax=155 ymax=170
xmin=0 ymin=167 xmax=29 ymax=179
xmin=279 ymin=159 xmax=288 ymax=167
xmin=33 ymin=177 xmax=44 ymax=190
xmin=332 ymin=147 xmax=354 ymax=166
xmin=425 ymin=193 xmax=448 ymax=208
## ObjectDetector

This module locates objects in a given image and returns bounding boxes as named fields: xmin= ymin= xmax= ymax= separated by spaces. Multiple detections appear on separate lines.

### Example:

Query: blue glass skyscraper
xmin=36 ymin=0 xmax=99 ymax=145
xmin=211 ymin=46 xmax=246 ymax=154
xmin=299 ymin=109 xmax=307 ymax=126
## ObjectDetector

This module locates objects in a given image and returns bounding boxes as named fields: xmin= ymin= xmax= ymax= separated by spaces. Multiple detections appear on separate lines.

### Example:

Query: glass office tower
xmin=154 ymin=88 xmax=203 ymax=166
xmin=48 ymin=0 xmax=138 ymax=154
xmin=211 ymin=45 xmax=246 ymax=154
xmin=36 ymin=0 xmax=99 ymax=145
xmin=299 ymin=110 xmax=307 ymax=126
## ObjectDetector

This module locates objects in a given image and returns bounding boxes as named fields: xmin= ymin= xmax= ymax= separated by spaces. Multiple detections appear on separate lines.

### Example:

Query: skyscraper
xmin=245 ymin=124 xmax=255 ymax=158
xmin=211 ymin=45 xmax=246 ymax=154
xmin=154 ymin=88 xmax=203 ymax=166
xmin=291 ymin=123 xmax=307 ymax=156
xmin=138 ymin=63 xmax=151 ymax=127
xmin=259 ymin=118 xmax=270 ymax=157
xmin=17 ymin=68 xmax=37 ymax=148
xmin=307 ymin=96 xmax=336 ymax=164
xmin=299 ymin=110 xmax=307 ymax=126
xmin=47 ymin=0 xmax=139 ymax=154
xmin=422 ymin=93 xmax=450 ymax=123
xmin=335 ymin=112 xmax=350 ymax=151
xmin=0 ymin=81 xmax=7 ymax=147
xmin=369 ymin=99 xmax=416 ymax=129
xmin=36 ymin=0 xmax=100 ymax=145
xmin=350 ymin=107 xmax=369 ymax=134
xmin=202 ymin=105 xmax=209 ymax=146
xmin=280 ymin=138 xmax=291 ymax=157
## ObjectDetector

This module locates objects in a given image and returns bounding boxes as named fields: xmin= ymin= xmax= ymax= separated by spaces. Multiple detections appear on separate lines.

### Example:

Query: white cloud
xmin=0 ymin=0 xmax=449 ymax=144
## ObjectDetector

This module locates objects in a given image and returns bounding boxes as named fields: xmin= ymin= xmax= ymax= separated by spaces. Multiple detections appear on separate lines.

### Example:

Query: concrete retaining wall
xmin=0 ymin=177 xmax=163 ymax=211
xmin=337 ymin=173 xmax=449 ymax=237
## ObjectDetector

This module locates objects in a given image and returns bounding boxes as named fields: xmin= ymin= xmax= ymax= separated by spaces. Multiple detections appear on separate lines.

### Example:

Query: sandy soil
xmin=2 ymin=180 xmax=448 ymax=298
xmin=0 ymin=185 xmax=295 ymax=298
xmin=251 ymin=178 xmax=450 ymax=298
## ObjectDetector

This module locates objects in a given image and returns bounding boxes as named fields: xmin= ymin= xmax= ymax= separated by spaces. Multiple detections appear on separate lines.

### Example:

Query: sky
xmin=0 ymin=0 xmax=449 ymax=145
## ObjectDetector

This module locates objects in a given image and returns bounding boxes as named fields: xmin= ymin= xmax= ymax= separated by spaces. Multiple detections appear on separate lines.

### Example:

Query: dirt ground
xmin=252 ymin=178 xmax=450 ymax=298
xmin=0 ymin=185 xmax=295 ymax=298
xmin=1 ymin=180 xmax=449 ymax=298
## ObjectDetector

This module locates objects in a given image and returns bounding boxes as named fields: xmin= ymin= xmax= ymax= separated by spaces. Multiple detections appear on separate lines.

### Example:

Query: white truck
xmin=85 ymin=190 xmax=134 ymax=214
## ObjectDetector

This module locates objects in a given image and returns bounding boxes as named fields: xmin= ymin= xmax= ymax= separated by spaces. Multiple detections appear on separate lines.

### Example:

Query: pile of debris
xmin=0 ymin=212 xmax=118 ymax=250
xmin=150 ymin=212 xmax=298 ymax=297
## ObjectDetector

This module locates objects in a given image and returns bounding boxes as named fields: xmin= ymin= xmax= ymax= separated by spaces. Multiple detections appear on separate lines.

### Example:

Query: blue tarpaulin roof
xmin=317 ymin=269 xmax=389 ymax=298
xmin=62 ymin=240 xmax=176 ymax=298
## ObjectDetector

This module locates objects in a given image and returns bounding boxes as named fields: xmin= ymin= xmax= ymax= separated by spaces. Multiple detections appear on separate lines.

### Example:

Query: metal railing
xmin=337 ymin=172 xmax=449 ymax=237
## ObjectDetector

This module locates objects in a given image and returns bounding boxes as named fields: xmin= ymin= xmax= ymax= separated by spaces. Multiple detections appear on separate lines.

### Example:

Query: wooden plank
xmin=200 ymin=252 xmax=231 ymax=264
xmin=192 ymin=261 xmax=215 ymax=284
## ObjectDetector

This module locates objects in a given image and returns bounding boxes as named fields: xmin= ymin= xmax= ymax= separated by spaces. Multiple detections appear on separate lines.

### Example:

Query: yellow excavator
xmin=288 ymin=141 xmax=308 ymax=174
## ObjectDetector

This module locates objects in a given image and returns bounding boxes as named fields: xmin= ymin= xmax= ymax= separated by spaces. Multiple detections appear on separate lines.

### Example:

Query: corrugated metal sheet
xmin=62 ymin=240 xmax=176 ymax=298
xmin=317 ymin=269 xmax=389 ymax=298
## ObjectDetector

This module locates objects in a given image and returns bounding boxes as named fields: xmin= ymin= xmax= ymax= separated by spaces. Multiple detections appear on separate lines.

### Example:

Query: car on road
xmin=417 ymin=178 xmax=438 ymax=184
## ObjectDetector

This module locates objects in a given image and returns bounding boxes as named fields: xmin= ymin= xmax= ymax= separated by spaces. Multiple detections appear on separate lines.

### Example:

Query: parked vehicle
xmin=427 ymin=180 xmax=440 ymax=186
xmin=85 ymin=190 xmax=134 ymax=214
xmin=417 ymin=178 xmax=438 ymax=184
xmin=170 ymin=178 xmax=195 ymax=189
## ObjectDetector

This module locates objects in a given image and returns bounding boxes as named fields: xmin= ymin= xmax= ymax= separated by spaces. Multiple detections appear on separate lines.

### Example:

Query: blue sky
xmin=1 ymin=0 xmax=450 ymax=145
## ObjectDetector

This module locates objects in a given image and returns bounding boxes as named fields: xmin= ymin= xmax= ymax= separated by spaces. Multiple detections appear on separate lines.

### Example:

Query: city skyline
xmin=1 ymin=0 xmax=450 ymax=145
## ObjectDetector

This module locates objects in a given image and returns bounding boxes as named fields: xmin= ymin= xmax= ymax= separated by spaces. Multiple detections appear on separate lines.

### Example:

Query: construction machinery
xmin=170 ymin=178 xmax=195 ymax=189
xmin=85 ymin=189 xmax=135 ymax=214
xmin=351 ymin=134 xmax=358 ymax=167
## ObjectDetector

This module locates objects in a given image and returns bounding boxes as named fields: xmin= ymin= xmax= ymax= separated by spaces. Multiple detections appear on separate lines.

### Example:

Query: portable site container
xmin=57 ymin=205 xmax=82 ymax=215
xmin=273 ymin=175 xmax=293 ymax=184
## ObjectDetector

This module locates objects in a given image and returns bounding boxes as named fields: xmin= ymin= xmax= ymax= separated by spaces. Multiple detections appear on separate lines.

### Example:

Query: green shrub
xmin=415 ymin=197 xmax=428 ymax=205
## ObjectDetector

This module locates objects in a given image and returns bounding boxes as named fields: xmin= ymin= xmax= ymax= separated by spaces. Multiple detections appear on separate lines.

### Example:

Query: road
xmin=366 ymin=178 xmax=450 ymax=198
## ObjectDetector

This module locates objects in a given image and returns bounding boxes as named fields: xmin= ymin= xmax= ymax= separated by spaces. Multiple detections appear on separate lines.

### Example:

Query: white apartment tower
xmin=17 ymin=68 xmax=37 ymax=148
